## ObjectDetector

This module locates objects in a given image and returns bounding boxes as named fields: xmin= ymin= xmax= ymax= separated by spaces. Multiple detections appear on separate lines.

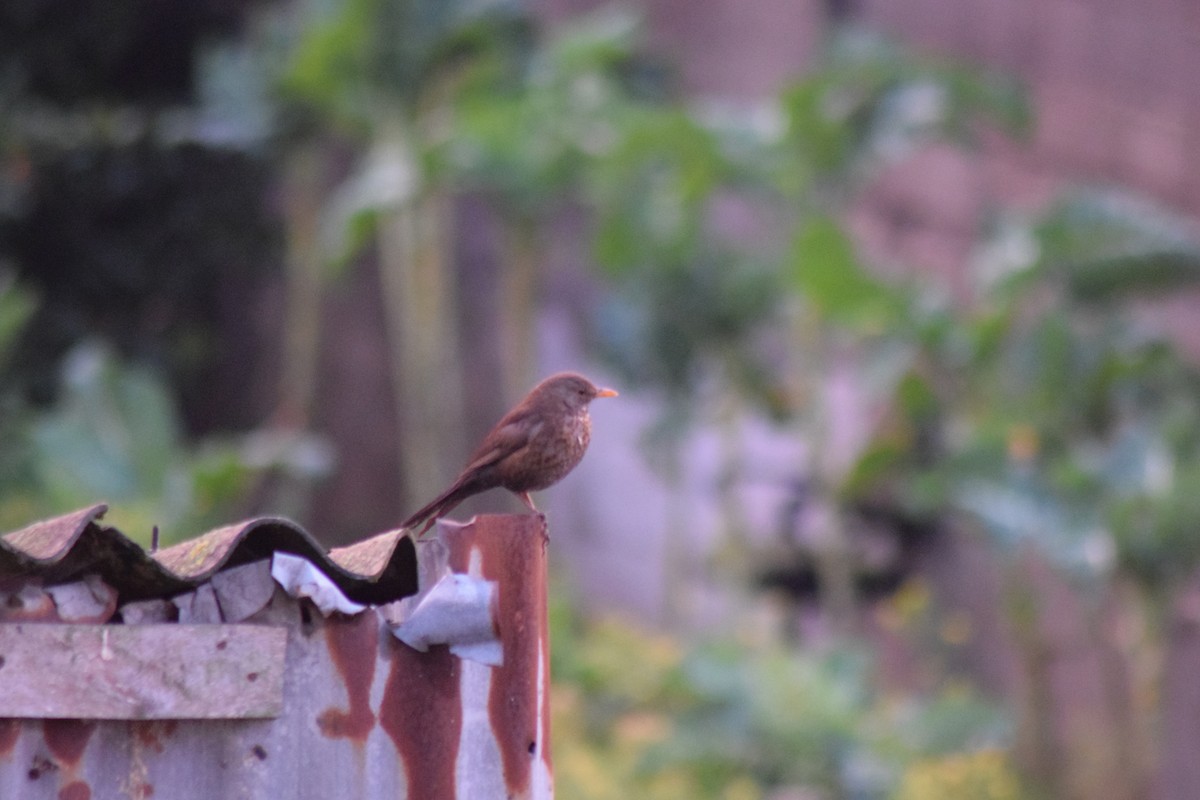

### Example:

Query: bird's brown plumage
xmin=401 ymin=372 xmax=617 ymax=534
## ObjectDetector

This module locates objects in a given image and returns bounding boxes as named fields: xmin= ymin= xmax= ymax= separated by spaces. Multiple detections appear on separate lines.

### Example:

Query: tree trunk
xmin=498 ymin=219 xmax=540 ymax=403
xmin=377 ymin=122 xmax=467 ymax=513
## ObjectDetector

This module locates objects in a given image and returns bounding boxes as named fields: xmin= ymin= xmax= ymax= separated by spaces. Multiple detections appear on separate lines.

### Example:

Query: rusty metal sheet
xmin=210 ymin=559 xmax=275 ymax=623
xmin=0 ymin=581 xmax=57 ymax=622
xmin=0 ymin=514 xmax=552 ymax=800
xmin=0 ymin=506 xmax=418 ymax=606
xmin=172 ymin=583 xmax=223 ymax=623
xmin=0 ymin=623 xmax=287 ymax=719
xmin=118 ymin=597 xmax=173 ymax=624
xmin=382 ymin=514 xmax=554 ymax=800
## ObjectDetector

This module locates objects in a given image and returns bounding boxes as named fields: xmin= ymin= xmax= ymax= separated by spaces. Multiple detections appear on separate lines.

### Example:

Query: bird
xmin=401 ymin=372 xmax=618 ymax=535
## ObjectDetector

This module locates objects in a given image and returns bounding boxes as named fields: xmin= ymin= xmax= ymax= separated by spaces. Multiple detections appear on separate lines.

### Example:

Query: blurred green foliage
xmin=550 ymin=590 xmax=1015 ymax=799
xmin=280 ymin=0 xmax=532 ymax=125
xmin=0 ymin=274 xmax=329 ymax=541
xmin=848 ymin=189 xmax=1200 ymax=585
xmin=437 ymin=10 xmax=661 ymax=215
xmin=0 ymin=335 xmax=331 ymax=544
xmin=771 ymin=30 xmax=1027 ymax=208
xmin=585 ymin=25 xmax=1028 ymax=416
xmin=790 ymin=216 xmax=904 ymax=331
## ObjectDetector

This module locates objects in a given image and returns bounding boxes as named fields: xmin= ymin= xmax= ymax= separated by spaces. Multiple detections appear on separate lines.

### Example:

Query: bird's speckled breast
xmin=509 ymin=407 xmax=591 ymax=491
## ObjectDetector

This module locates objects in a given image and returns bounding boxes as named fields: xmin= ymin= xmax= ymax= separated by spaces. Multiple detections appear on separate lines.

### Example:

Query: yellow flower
xmin=889 ymin=579 xmax=932 ymax=627
xmin=894 ymin=749 xmax=1021 ymax=800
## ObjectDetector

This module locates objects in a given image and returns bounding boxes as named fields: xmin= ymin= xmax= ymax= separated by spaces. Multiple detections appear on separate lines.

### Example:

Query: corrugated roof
xmin=0 ymin=513 xmax=554 ymax=798
xmin=0 ymin=504 xmax=418 ymax=605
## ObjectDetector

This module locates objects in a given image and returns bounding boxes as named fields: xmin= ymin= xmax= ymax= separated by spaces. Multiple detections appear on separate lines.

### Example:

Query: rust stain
xmin=0 ymin=583 xmax=58 ymax=622
xmin=317 ymin=612 xmax=378 ymax=742
xmin=0 ymin=718 xmax=19 ymax=756
xmin=132 ymin=720 xmax=176 ymax=754
xmin=381 ymin=638 xmax=461 ymax=800
xmin=124 ymin=771 xmax=155 ymax=800
xmin=477 ymin=517 xmax=545 ymax=795
xmin=440 ymin=515 xmax=551 ymax=794
xmin=58 ymin=780 xmax=91 ymax=800
xmin=42 ymin=720 xmax=96 ymax=767
xmin=537 ymin=528 xmax=553 ymax=773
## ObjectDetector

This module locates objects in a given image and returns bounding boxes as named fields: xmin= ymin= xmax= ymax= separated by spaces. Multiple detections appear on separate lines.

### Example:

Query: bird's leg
xmin=518 ymin=491 xmax=550 ymax=545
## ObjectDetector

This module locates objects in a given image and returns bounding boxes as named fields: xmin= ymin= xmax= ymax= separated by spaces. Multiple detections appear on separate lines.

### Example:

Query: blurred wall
xmin=853 ymin=0 xmax=1200 ymax=361
xmin=859 ymin=0 xmax=1200 ymax=215
xmin=535 ymin=0 xmax=823 ymax=98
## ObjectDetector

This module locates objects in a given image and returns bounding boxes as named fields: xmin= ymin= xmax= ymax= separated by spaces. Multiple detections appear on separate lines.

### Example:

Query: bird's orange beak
xmin=596 ymin=387 xmax=619 ymax=398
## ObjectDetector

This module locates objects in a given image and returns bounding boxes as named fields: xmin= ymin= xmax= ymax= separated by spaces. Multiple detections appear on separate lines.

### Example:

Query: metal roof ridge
xmin=1 ymin=503 xmax=110 ymax=563
xmin=0 ymin=505 xmax=418 ymax=605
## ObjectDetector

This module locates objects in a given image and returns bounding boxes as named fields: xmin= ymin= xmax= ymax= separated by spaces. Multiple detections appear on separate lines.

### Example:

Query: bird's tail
xmin=400 ymin=476 xmax=479 ymax=535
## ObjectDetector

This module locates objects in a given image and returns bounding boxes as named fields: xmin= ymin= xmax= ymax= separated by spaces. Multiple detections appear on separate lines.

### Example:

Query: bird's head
xmin=539 ymin=372 xmax=619 ymax=411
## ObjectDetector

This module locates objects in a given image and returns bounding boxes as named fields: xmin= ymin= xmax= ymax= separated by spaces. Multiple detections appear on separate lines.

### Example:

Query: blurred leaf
xmin=1110 ymin=460 xmax=1200 ymax=584
xmin=1037 ymin=189 xmax=1200 ymax=302
xmin=896 ymin=371 xmax=938 ymax=417
xmin=318 ymin=134 xmax=418 ymax=270
xmin=789 ymin=216 xmax=901 ymax=329
xmin=31 ymin=342 xmax=179 ymax=505
xmin=281 ymin=0 xmax=531 ymax=125
xmin=0 ymin=342 xmax=314 ymax=545
xmin=594 ymin=252 xmax=780 ymax=407
xmin=844 ymin=441 xmax=908 ymax=497
xmin=590 ymin=110 xmax=729 ymax=274
xmin=281 ymin=0 xmax=376 ymax=125
xmin=780 ymin=76 xmax=859 ymax=178
xmin=779 ymin=28 xmax=1028 ymax=186
xmin=438 ymin=5 xmax=652 ymax=205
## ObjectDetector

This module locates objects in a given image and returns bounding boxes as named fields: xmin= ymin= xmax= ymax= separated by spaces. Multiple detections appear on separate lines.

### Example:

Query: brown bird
xmin=401 ymin=372 xmax=618 ymax=535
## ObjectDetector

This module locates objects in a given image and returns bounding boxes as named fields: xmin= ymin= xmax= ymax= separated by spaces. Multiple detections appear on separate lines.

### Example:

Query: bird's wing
xmin=463 ymin=417 xmax=544 ymax=472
